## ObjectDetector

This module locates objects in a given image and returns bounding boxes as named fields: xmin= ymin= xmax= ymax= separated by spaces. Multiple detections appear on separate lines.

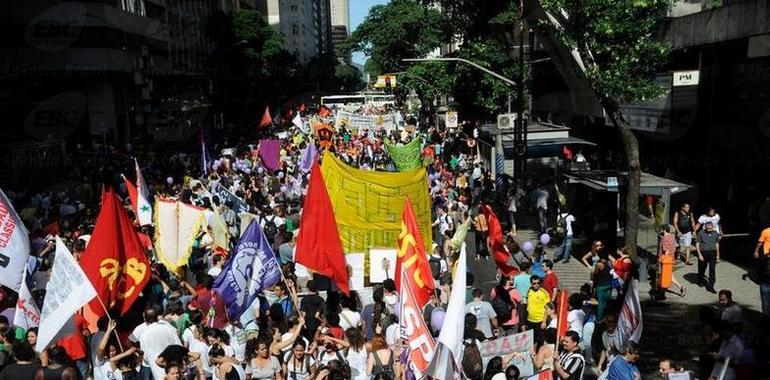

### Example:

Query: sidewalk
xmin=518 ymin=216 xmax=767 ymax=378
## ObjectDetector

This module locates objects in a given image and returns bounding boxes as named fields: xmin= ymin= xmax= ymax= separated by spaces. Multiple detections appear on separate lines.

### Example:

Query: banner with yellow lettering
xmin=320 ymin=153 xmax=432 ymax=267
xmin=395 ymin=198 xmax=435 ymax=307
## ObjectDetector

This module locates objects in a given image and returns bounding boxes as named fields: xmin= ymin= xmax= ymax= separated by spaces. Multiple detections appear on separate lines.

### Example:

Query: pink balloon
xmin=522 ymin=240 xmax=534 ymax=253
xmin=166 ymin=177 xmax=173 ymax=185
xmin=540 ymin=233 xmax=551 ymax=245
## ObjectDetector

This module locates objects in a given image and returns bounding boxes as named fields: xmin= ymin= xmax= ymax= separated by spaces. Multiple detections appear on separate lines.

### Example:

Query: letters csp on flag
xmin=395 ymin=198 xmax=434 ymax=307
xmin=399 ymin=269 xmax=435 ymax=373
xmin=0 ymin=188 xmax=31 ymax=292
xmin=36 ymin=237 xmax=97 ymax=352
xmin=213 ymin=220 xmax=281 ymax=320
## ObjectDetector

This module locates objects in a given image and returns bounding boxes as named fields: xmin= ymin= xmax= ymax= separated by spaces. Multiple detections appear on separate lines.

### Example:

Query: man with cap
xmin=695 ymin=221 xmax=720 ymax=293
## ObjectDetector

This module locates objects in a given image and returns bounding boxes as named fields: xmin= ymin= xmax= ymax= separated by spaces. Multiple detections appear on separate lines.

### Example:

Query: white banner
xmin=0 ymin=188 xmax=31 ymax=291
xmin=14 ymin=272 xmax=40 ymax=330
xmin=335 ymin=110 xmax=398 ymax=132
xmin=36 ymin=237 xmax=97 ymax=352
xmin=479 ymin=329 xmax=535 ymax=377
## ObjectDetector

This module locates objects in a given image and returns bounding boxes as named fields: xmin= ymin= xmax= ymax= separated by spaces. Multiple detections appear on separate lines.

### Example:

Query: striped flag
xmin=618 ymin=280 xmax=643 ymax=344
xmin=424 ymin=242 xmax=467 ymax=379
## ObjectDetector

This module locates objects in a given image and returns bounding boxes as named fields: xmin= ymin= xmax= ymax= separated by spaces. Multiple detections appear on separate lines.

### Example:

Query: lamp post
xmin=401 ymin=57 xmax=527 ymax=182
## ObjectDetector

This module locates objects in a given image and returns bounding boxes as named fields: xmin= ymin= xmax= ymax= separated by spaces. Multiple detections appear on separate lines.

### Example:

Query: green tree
xmin=339 ymin=0 xmax=452 ymax=75
xmin=539 ymin=0 xmax=671 ymax=255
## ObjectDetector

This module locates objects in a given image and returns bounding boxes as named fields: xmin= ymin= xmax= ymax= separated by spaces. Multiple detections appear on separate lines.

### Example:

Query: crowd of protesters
xmin=0 ymin=105 xmax=766 ymax=380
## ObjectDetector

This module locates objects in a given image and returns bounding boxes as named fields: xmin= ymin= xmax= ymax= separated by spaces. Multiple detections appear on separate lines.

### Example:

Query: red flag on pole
xmin=123 ymin=175 xmax=140 ymax=222
xmin=79 ymin=188 xmax=151 ymax=316
xmin=483 ymin=205 xmax=519 ymax=277
xmin=318 ymin=105 xmax=331 ymax=118
xmin=295 ymin=161 xmax=350 ymax=295
xmin=395 ymin=198 xmax=435 ymax=307
xmin=555 ymin=290 xmax=569 ymax=339
xmin=400 ymin=268 xmax=436 ymax=372
xmin=259 ymin=105 xmax=272 ymax=128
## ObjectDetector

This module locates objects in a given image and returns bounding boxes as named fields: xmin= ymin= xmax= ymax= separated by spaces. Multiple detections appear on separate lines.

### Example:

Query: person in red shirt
xmin=56 ymin=313 xmax=90 ymax=379
xmin=542 ymin=260 xmax=559 ymax=300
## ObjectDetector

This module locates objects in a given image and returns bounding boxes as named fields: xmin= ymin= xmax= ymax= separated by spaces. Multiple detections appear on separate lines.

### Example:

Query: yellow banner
xmin=321 ymin=153 xmax=432 ymax=260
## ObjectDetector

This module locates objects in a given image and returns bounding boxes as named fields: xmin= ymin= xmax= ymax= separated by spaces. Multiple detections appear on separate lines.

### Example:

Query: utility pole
xmin=513 ymin=0 xmax=528 ymax=183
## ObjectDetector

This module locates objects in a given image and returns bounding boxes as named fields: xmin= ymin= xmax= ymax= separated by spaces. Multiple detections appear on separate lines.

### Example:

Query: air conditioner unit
xmin=497 ymin=113 xmax=517 ymax=129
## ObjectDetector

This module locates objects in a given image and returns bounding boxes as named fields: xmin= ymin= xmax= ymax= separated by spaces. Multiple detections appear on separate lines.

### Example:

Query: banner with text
xmin=479 ymin=330 xmax=535 ymax=377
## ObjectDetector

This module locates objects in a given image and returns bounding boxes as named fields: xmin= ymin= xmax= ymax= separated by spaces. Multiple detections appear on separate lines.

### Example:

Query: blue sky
xmin=350 ymin=0 xmax=390 ymax=65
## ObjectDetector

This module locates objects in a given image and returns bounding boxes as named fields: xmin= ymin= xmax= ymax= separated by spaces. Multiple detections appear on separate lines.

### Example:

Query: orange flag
xmin=79 ymin=188 xmax=150 ymax=315
xmin=395 ymin=198 xmax=435 ymax=307
xmin=259 ymin=105 xmax=272 ymax=128
xmin=483 ymin=205 xmax=519 ymax=277
xmin=319 ymin=105 xmax=331 ymax=118
xmin=295 ymin=161 xmax=350 ymax=295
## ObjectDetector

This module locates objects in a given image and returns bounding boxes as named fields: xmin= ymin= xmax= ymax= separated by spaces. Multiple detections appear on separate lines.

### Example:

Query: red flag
xmin=395 ymin=198 xmax=435 ymax=307
xmin=299 ymin=103 xmax=306 ymax=113
xmin=399 ymin=268 xmax=435 ymax=372
xmin=555 ymin=290 xmax=569 ymax=339
xmin=259 ymin=105 xmax=272 ymax=128
xmin=79 ymin=188 xmax=151 ymax=316
xmin=295 ymin=161 xmax=350 ymax=295
xmin=123 ymin=175 xmax=140 ymax=220
xmin=483 ymin=205 xmax=519 ymax=277
xmin=319 ymin=105 xmax=331 ymax=118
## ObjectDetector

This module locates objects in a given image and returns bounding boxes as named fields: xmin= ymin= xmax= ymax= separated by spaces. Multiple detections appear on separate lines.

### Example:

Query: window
xmin=290 ymin=5 xmax=298 ymax=12
xmin=292 ymin=24 xmax=299 ymax=35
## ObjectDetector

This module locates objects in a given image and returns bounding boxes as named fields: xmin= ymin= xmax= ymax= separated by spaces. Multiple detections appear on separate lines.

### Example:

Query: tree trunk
xmin=605 ymin=104 xmax=641 ymax=258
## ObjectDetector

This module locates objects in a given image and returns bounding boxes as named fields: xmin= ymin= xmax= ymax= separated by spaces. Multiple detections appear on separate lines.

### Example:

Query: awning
xmin=563 ymin=170 xmax=691 ymax=196
xmin=478 ymin=122 xmax=596 ymax=159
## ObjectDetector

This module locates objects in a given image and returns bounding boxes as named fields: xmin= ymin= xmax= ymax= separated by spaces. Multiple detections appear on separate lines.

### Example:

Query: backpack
xmin=554 ymin=213 xmax=569 ymax=239
xmin=491 ymin=296 xmax=513 ymax=324
xmin=461 ymin=340 xmax=484 ymax=380
xmin=429 ymin=256 xmax=444 ymax=280
xmin=373 ymin=351 xmax=396 ymax=380
xmin=263 ymin=215 xmax=278 ymax=241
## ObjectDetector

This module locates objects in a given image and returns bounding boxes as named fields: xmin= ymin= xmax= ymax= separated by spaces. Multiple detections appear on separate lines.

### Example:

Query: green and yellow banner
xmin=384 ymin=137 xmax=423 ymax=171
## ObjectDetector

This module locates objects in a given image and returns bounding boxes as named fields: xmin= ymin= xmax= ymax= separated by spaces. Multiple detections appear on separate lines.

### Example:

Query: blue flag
xmin=213 ymin=220 xmax=281 ymax=320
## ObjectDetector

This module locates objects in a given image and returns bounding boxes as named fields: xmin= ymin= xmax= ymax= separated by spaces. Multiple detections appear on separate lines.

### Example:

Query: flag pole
xmin=280 ymin=270 xmax=301 ymax=315
xmin=93 ymin=295 xmax=124 ymax=352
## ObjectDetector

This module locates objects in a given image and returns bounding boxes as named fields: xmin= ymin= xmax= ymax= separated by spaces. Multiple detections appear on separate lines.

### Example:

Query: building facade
xmin=259 ymin=0 xmax=333 ymax=64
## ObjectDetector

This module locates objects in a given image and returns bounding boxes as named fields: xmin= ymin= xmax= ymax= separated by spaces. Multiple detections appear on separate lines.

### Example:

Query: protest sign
xmin=478 ymin=330 xmax=535 ymax=377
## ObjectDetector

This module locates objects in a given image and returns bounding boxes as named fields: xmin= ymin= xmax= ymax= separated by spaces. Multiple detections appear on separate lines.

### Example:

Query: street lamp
xmin=402 ymin=57 xmax=517 ymax=87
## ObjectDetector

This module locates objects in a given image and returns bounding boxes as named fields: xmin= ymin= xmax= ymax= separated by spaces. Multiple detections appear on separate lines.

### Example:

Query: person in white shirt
xmin=718 ymin=289 xmax=743 ymax=327
xmin=532 ymin=184 xmax=550 ymax=234
xmin=697 ymin=207 xmax=723 ymax=238
xmin=207 ymin=254 xmax=224 ymax=278
xmin=338 ymin=296 xmax=362 ymax=331
xmin=567 ymin=295 xmax=585 ymax=339
xmin=128 ymin=305 xmax=182 ymax=380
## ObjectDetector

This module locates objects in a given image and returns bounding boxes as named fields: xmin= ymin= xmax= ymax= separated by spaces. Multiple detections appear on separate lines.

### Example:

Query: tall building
xmin=330 ymin=0 xmax=349 ymax=59
xmin=259 ymin=0 xmax=333 ymax=63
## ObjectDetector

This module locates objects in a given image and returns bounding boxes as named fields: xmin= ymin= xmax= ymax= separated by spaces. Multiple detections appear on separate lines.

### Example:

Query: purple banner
xmin=299 ymin=143 xmax=317 ymax=173
xmin=258 ymin=139 xmax=281 ymax=171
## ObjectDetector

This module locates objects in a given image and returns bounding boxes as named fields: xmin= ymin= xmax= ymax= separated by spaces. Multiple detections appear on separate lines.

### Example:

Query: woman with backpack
xmin=489 ymin=276 xmax=522 ymax=333
xmin=366 ymin=334 xmax=398 ymax=380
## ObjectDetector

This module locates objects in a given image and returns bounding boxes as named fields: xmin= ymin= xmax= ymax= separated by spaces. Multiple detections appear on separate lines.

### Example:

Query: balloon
xmin=540 ymin=233 xmax=551 ymax=246
xmin=166 ymin=177 xmax=173 ymax=185
xmin=257 ymin=167 xmax=264 ymax=174
xmin=522 ymin=240 xmax=534 ymax=253
xmin=277 ymin=172 xmax=285 ymax=179
xmin=280 ymin=185 xmax=288 ymax=193
xmin=430 ymin=309 xmax=446 ymax=331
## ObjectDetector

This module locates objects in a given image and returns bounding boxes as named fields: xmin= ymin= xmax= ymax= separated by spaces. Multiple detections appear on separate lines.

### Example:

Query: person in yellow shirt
xmin=527 ymin=276 xmax=551 ymax=332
